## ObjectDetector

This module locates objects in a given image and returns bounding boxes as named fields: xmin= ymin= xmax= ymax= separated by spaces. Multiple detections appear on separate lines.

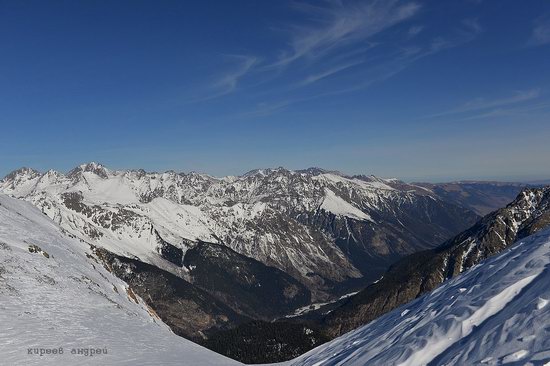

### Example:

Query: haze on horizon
xmin=0 ymin=0 xmax=549 ymax=182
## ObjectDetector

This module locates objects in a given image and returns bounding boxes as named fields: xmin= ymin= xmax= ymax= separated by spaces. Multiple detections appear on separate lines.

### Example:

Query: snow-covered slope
xmin=0 ymin=163 xmax=478 ymax=298
xmin=322 ymin=186 xmax=550 ymax=337
xmin=283 ymin=228 xmax=550 ymax=366
xmin=0 ymin=194 xmax=240 ymax=366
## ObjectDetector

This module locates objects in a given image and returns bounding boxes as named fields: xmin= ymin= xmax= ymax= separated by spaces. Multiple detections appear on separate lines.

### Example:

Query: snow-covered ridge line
xmin=1 ymin=162 xmax=396 ymax=183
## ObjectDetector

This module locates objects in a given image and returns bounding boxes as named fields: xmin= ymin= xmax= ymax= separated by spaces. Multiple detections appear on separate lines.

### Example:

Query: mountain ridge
xmin=284 ymin=226 xmax=550 ymax=366
xmin=204 ymin=185 xmax=550 ymax=363
xmin=0 ymin=162 xmax=479 ymax=301
xmin=1 ymin=164 xmax=546 ymax=364
xmin=323 ymin=186 xmax=550 ymax=337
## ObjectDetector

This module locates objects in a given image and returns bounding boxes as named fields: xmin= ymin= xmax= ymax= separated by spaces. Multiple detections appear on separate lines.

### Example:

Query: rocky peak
xmin=44 ymin=169 xmax=63 ymax=177
xmin=296 ymin=167 xmax=331 ymax=176
xmin=353 ymin=174 xmax=390 ymax=183
xmin=2 ymin=167 xmax=41 ymax=182
xmin=67 ymin=162 xmax=110 ymax=179
xmin=242 ymin=167 xmax=290 ymax=178
xmin=124 ymin=168 xmax=147 ymax=179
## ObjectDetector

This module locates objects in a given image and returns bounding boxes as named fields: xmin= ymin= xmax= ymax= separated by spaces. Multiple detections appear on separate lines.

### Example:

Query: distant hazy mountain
xmin=414 ymin=181 xmax=528 ymax=216
xmin=528 ymin=178 xmax=550 ymax=185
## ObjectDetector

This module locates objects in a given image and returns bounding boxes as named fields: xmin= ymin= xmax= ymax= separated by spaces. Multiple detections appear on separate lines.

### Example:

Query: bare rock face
xmin=154 ymin=229 xmax=184 ymax=266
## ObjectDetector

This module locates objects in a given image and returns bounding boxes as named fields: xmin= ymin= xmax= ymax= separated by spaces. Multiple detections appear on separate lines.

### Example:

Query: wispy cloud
xmin=426 ymin=89 xmax=541 ymax=119
xmin=188 ymin=2 xmax=483 ymax=114
xmin=239 ymin=100 xmax=294 ymax=118
xmin=529 ymin=15 xmax=550 ymax=46
xmin=298 ymin=59 xmax=364 ymax=86
xmin=240 ymin=17 xmax=485 ymax=118
xmin=299 ymin=17 xmax=484 ymax=96
xmin=211 ymin=55 xmax=257 ymax=96
xmin=273 ymin=0 xmax=421 ymax=67
xmin=407 ymin=25 xmax=424 ymax=37
xmin=285 ymin=13 xmax=483 ymax=95
xmin=188 ymin=55 xmax=257 ymax=103
xmin=461 ymin=18 xmax=482 ymax=35
xmin=455 ymin=100 xmax=550 ymax=121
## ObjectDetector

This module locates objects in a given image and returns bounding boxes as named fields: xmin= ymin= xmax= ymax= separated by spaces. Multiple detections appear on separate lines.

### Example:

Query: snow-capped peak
xmin=67 ymin=161 xmax=110 ymax=179
xmin=295 ymin=167 xmax=332 ymax=176
xmin=1 ymin=167 xmax=41 ymax=182
xmin=241 ymin=166 xmax=292 ymax=178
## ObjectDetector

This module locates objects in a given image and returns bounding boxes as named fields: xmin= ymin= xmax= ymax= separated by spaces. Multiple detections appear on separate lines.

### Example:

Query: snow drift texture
xmin=282 ymin=227 xmax=550 ymax=366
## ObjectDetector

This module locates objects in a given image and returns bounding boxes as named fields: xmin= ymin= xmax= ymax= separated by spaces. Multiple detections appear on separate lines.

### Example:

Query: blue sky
xmin=1 ymin=0 xmax=549 ymax=182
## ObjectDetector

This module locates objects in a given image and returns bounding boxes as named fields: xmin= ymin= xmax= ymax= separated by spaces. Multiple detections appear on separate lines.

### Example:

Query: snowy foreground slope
xmin=281 ymin=228 xmax=550 ymax=366
xmin=0 ymin=194 xmax=240 ymax=366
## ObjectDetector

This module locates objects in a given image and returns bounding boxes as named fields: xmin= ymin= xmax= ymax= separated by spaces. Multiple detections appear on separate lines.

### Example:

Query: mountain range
xmin=0 ymin=162 xmax=543 ymax=364
xmin=0 ymin=163 xmax=483 ymax=299
xmin=203 ymin=185 xmax=550 ymax=363
xmin=2 ymin=182 xmax=549 ymax=365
